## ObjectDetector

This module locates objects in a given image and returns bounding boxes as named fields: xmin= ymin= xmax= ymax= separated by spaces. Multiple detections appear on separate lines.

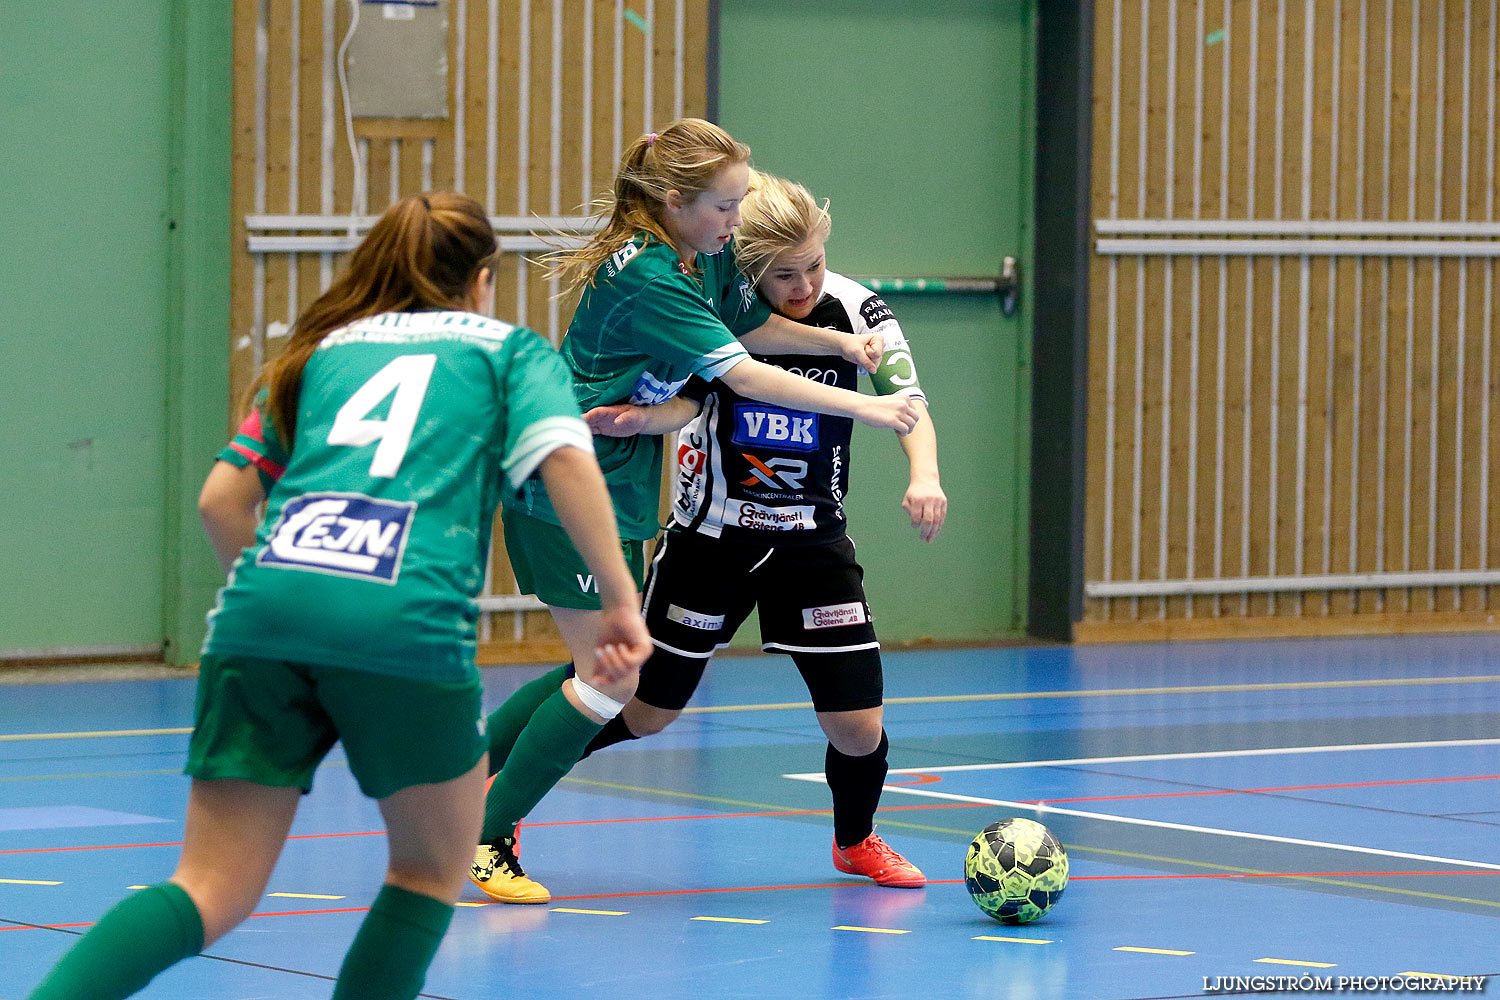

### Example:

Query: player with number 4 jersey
xmin=203 ymin=313 xmax=592 ymax=680
xmin=25 ymin=193 xmax=649 ymax=1000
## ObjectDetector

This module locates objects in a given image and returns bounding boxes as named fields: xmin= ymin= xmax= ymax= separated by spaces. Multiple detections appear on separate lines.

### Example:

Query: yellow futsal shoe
xmin=470 ymin=837 xmax=550 ymax=904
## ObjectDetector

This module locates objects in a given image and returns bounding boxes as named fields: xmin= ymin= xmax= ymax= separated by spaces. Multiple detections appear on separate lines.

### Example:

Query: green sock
xmin=480 ymin=686 xmax=602 ymax=843
xmin=484 ymin=664 xmax=570 ymax=774
xmin=28 ymin=882 xmax=204 ymax=1000
xmin=330 ymin=884 xmax=454 ymax=1000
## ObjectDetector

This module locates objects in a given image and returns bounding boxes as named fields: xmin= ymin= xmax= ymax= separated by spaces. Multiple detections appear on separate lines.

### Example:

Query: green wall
xmin=0 ymin=4 xmax=229 ymax=661
xmin=719 ymin=0 xmax=1035 ymax=643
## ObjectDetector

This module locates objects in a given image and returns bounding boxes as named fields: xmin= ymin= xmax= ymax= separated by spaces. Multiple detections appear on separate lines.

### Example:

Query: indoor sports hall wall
xmin=0 ymin=6 xmax=229 ymax=665
xmin=1081 ymin=0 xmax=1500 ymax=642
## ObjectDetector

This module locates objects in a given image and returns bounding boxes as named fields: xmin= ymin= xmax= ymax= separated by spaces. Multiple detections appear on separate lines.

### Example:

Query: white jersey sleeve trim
xmin=693 ymin=341 xmax=751 ymax=381
xmin=503 ymin=415 xmax=595 ymax=490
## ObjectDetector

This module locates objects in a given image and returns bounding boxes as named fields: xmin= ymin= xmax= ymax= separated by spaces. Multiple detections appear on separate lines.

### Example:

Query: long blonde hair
xmin=733 ymin=170 xmax=832 ymax=289
xmin=253 ymin=192 xmax=498 ymax=444
xmin=544 ymin=118 xmax=750 ymax=296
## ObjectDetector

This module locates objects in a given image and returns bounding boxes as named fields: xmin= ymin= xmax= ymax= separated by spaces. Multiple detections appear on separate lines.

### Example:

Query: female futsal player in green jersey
xmin=26 ymin=193 xmax=649 ymax=1000
xmin=580 ymin=171 xmax=945 ymax=888
xmin=470 ymin=118 xmax=923 ymax=903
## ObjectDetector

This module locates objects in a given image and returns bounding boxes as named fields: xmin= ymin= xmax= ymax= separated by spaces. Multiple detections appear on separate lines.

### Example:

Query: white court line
xmin=836 ymin=785 xmax=1500 ymax=873
xmin=784 ymin=738 xmax=1500 ymax=780
xmin=782 ymin=738 xmax=1500 ymax=872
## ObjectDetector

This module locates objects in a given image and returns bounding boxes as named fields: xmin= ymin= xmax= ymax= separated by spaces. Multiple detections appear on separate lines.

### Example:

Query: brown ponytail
xmin=250 ymin=191 xmax=498 ymax=444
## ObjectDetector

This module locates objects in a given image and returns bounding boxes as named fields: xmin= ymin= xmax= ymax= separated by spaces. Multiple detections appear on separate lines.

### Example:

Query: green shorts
xmin=503 ymin=508 xmax=646 ymax=610
xmin=185 ymin=654 xmax=485 ymax=800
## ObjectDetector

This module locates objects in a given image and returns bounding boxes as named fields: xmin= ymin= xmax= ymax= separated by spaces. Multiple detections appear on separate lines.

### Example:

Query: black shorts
xmin=637 ymin=530 xmax=882 ymax=713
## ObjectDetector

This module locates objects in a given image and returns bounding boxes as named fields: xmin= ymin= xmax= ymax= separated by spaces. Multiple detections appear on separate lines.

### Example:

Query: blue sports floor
xmin=2 ymin=635 xmax=1498 ymax=999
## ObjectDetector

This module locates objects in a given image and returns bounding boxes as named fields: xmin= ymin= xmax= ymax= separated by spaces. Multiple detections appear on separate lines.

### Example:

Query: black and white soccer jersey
xmin=670 ymin=271 xmax=926 ymax=545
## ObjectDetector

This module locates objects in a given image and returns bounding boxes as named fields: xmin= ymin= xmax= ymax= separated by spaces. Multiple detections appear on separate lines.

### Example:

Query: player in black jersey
xmin=580 ymin=171 xmax=946 ymax=887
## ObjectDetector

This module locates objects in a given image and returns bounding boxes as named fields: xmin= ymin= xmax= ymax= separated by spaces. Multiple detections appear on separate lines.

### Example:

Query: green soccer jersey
xmin=508 ymin=235 xmax=770 ymax=539
xmin=203 ymin=310 xmax=592 ymax=682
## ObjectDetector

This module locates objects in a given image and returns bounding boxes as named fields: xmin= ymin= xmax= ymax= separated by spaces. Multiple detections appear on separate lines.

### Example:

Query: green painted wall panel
xmin=719 ymin=0 xmax=1034 ymax=643
xmin=0 ymin=9 xmax=174 ymax=651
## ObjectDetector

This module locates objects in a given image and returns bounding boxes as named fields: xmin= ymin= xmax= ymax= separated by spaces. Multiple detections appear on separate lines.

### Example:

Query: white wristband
xmin=571 ymin=676 xmax=626 ymax=720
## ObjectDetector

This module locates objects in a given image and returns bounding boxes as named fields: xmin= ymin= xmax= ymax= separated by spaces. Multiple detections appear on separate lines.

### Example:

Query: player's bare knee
xmin=622 ymin=701 xmax=679 ymax=736
xmin=828 ymin=728 xmax=882 ymax=757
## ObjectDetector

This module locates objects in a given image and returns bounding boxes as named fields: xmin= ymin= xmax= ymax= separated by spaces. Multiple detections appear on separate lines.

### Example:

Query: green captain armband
xmin=869 ymin=346 xmax=924 ymax=399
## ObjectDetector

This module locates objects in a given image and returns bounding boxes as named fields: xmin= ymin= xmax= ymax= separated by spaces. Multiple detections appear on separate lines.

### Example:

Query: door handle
xmin=997 ymin=256 xmax=1020 ymax=317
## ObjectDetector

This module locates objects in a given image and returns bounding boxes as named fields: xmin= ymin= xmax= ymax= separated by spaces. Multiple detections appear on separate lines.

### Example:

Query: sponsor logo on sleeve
xmin=667 ymin=604 xmax=725 ymax=631
xmin=801 ymin=601 xmax=869 ymax=630
xmin=731 ymin=403 xmax=818 ymax=451
xmin=630 ymin=369 xmax=690 ymax=405
xmin=674 ymin=434 xmax=708 ymax=517
xmin=728 ymin=499 xmax=815 ymax=531
xmin=830 ymin=444 xmax=846 ymax=521
xmin=859 ymin=295 xmax=895 ymax=329
xmin=258 ymin=492 xmax=416 ymax=583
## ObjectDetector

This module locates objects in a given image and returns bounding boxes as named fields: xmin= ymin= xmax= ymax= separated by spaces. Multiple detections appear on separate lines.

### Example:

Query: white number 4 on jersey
xmin=326 ymin=354 xmax=437 ymax=478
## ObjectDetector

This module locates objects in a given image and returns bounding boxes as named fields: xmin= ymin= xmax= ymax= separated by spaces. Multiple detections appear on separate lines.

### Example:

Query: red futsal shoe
xmin=832 ymin=831 xmax=927 ymax=888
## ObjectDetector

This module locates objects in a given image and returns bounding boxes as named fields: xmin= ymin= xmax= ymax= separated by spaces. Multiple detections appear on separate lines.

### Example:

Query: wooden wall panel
xmin=1083 ymin=0 xmax=1500 ymax=641
xmin=231 ymin=0 xmax=708 ymax=662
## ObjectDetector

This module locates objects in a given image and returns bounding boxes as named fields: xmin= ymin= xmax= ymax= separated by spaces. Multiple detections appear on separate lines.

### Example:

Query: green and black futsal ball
xmin=964 ymin=818 xmax=1069 ymax=924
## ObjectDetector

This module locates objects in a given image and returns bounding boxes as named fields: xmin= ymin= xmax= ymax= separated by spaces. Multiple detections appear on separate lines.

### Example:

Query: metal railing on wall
xmin=1090 ymin=216 xmax=1500 ymax=603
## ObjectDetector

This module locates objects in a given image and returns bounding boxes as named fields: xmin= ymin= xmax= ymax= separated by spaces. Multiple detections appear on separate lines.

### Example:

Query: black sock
xmin=578 ymin=713 xmax=639 ymax=760
xmin=827 ymin=730 xmax=889 ymax=850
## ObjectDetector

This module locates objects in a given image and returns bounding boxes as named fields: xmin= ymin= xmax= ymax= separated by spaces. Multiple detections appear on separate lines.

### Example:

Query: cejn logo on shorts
xmin=258 ymin=492 xmax=416 ymax=584
xmin=802 ymin=601 xmax=869 ymax=630
xmin=728 ymin=498 xmax=815 ymax=531
xmin=732 ymin=403 xmax=818 ymax=451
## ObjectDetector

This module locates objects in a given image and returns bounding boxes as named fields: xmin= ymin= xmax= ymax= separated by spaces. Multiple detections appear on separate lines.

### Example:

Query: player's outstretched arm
xmin=198 ymin=460 xmax=267 ymax=572
xmin=582 ymin=395 xmax=700 ymax=437
xmin=721 ymin=358 xmax=921 ymax=434
xmin=896 ymin=401 xmax=946 ymax=542
xmin=537 ymin=446 xmax=651 ymax=678
xmin=739 ymin=313 xmax=883 ymax=374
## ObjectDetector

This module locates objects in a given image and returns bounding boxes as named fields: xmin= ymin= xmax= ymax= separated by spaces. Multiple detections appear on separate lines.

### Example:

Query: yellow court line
xmin=0 ymin=728 xmax=192 ymax=742
xmin=4 ymin=674 xmax=1496 ymax=739
xmin=0 ymin=878 xmax=62 ymax=886
xmin=683 ymin=674 xmax=1500 ymax=714
xmin=455 ymin=902 xmax=487 ymax=908
xmin=268 ymin=892 xmax=345 ymax=900
xmin=692 ymin=916 xmax=769 ymax=924
xmin=834 ymin=925 xmax=909 ymax=934
xmin=974 ymin=935 xmax=1051 ymax=945
xmin=551 ymin=907 xmax=628 ymax=916
xmin=1256 ymin=958 xmax=1338 ymax=968
xmin=1115 ymin=946 xmax=1195 ymax=956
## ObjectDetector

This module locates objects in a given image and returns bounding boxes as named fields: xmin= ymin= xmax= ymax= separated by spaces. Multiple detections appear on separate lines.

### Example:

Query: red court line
xmin=3 ymin=773 xmax=1491 ymax=859
xmin=1071 ymin=870 xmax=1500 ymax=880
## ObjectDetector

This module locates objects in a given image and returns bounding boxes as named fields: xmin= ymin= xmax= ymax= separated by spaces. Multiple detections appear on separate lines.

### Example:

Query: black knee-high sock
xmin=826 ymin=730 xmax=889 ymax=850
xmin=578 ymin=713 xmax=638 ymax=760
